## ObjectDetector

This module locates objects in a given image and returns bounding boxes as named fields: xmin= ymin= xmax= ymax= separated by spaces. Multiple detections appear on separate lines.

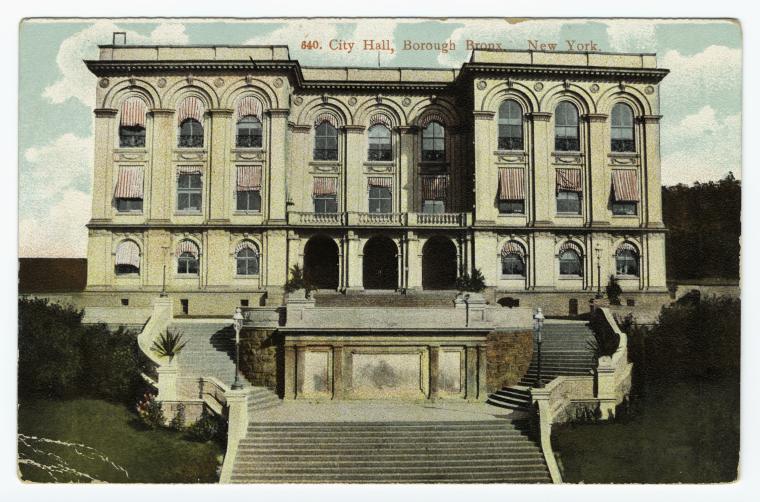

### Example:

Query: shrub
xmin=80 ymin=324 xmax=143 ymax=404
xmin=284 ymin=264 xmax=314 ymax=296
xmin=150 ymin=329 xmax=187 ymax=361
xmin=186 ymin=409 xmax=227 ymax=443
xmin=587 ymin=308 xmax=621 ymax=359
xmin=606 ymin=275 xmax=622 ymax=305
xmin=455 ymin=268 xmax=486 ymax=292
xmin=169 ymin=403 xmax=186 ymax=431
xmin=136 ymin=392 xmax=165 ymax=429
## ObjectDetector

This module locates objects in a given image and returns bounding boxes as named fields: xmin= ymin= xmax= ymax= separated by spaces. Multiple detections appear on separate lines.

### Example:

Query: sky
xmin=17 ymin=18 xmax=742 ymax=257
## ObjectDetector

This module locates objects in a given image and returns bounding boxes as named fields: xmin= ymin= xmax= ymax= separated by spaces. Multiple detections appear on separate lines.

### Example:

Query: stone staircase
xmin=314 ymin=291 xmax=456 ymax=308
xmin=230 ymin=420 xmax=551 ymax=483
xmin=172 ymin=322 xmax=281 ymax=411
xmin=487 ymin=322 xmax=596 ymax=411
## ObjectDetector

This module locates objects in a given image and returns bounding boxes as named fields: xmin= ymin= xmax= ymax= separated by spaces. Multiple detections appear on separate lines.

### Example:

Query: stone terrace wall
xmin=240 ymin=329 xmax=280 ymax=393
xmin=486 ymin=330 xmax=533 ymax=392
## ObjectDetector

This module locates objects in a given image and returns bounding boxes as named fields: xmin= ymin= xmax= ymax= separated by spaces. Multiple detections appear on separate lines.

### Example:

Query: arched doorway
xmin=363 ymin=236 xmax=398 ymax=290
xmin=303 ymin=236 xmax=339 ymax=290
xmin=422 ymin=236 xmax=457 ymax=290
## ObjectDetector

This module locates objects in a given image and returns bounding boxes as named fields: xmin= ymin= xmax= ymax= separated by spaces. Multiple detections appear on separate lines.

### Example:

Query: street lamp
xmin=231 ymin=307 xmax=245 ymax=390
xmin=160 ymin=244 xmax=169 ymax=297
xmin=533 ymin=307 xmax=545 ymax=388
xmin=594 ymin=243 xmax=602 ymax=299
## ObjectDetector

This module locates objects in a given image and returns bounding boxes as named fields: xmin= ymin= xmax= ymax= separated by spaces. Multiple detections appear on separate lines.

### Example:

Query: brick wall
xmin=239 ymin=329 xmax=280 ymax=393
xmin=486 ymin=330 xmax=533 ymax=392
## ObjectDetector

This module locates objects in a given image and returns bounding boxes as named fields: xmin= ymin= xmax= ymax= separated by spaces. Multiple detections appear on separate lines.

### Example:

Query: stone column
xmin=641 ymin=115 xmax=664 ymax=227
xmin=207 ymin=108 xmax=233 ymax=222
xmin=473 ymin=111 xmax=496 ymax=225
xmin=148 ymin=108 xmax=175 ymax=222
xmin=156 ymin=361 xmax=178 ymax=401
xmin=344 ymin=125 xmax=366 ymax=214
xmin=585 ymin=113 xmax=610 ymax=227
xmin=346 ymin=231 xmax=363 ymax=292
xmin=91 ymin=108 xmax=117 ymax=222
xmin=529 ymin=112 xmax=553 ymax=225
xmin=406 ymin=231 xmax=421 ymax=291
xmin=267 ymin=109 xmax=290 ymax=223
xmin=397 ymin=126 xmax=416 ymax=213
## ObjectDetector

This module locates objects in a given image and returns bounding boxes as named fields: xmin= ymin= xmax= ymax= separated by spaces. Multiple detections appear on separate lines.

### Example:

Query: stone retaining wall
xmin=239 ymin=328 xmax=280 ymax=393
xmin=486 ymin=330 xmax=533 ymax=392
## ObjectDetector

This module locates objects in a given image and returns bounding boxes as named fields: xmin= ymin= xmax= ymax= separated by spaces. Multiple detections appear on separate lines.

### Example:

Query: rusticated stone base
xmin=486 ymin=330 xmax=533 ymax=392
xmin=239 ymin=328 xmax=280 ymax=393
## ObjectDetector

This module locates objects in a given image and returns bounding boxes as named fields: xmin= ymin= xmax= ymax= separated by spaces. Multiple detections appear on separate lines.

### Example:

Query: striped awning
xmin=369 ymin=113 xmax=391 ymax=127
xmin=120 ymin=97 xmax=146 ymax=127
xmin=501 ymin=241 xmax=525 ymax=259
xmin=559 ymin=241 xmax=583 ymax=256
xmin=616 ymin=242 xmax=639 ymax=256
xmin=236 ymin=96 xmax=262 ymax=122
xmin=113 ymin=165 xmax=144 ymax=199
xmin=235 ymin=241 xmax=259 ymax=255
xmin=314 ymin=113 xmax=338 ymax=128
xmin=115 ymin=240 xmax=140 ymax=267
xmin=177 ymin=165 xmax=202 ymax=176
xmin=420 ymin=113 xmax=445 ymax=128
xmin=176 ymin=96 xmax=204 ymax=125
xmin=612 ymin=170 xmax=640 ymax=202
xmin=368 ymin=177 xmax=392 ymax=189
xmin=556 ymin=169 xmax=582 ymax=192
xmin=237 ymin=165 xmax=262 ymax=191
xmin=313 ymin=177 xmax=337 ymax=196
xmin=421 ymin=175 xmax=448 ymax=200
xmin=499 ymin=168 xmax=525 ymax=200
xmin=176 ymin=240 xmax=199 ymax=258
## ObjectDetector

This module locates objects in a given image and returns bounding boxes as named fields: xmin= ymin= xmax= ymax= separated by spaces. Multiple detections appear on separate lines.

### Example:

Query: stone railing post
xmin=156 ymin=361 xmax=179 ymax=401
xmin=219 ymin=388 xmax=249 ymax=483
xmin=531 ymin=390 xmax=562 ymax=483
xmin=596 ymin=356 xmax=617 ymax=419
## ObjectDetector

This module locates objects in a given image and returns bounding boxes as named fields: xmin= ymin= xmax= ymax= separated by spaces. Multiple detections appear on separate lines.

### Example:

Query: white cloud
xmin=22 ymin=133 xmax=92 ymax=200
xmin=245 ymin=19 xmax=403 ymax=66
xmin=661 ymin=109 xmax=741 ymax=186
xmin=19 ymin=190 xmax=91 ymax=258
xmin=605 ymin=20 xmax=656 ymax=52
xmin=659 ymin=45 xmax=741 ymax=107
xmin=43 ymin=21 xmax=188 ymax=109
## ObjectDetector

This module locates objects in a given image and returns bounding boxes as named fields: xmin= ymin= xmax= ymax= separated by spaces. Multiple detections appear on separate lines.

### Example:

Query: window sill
xmin=114 ymin=212 xmax=144 ymax=216
xmin=494 ymin=149 xmax=526 ymax=155
xmin=235 ymin=275 xmax=260 ymax=279
xmin=233 ymin=211 xmax=263 ymax=215
xmin=612 ymin=214 xmax=639 ymax=218
xmin=500 ymin=275 xmax=526 ymax=280
xmin=555 ymin=213 xmax=583 ymax=218
xmin=174 ymin=274 xmax=199 ymax=279
xmin=115 ymin=274 xmax=140 ymax=278
xmin=497 ymin=213 xmax=526 ymax=217
xmin=364 ymin=161 xmax=395 ymax=167
xmin=615 ymin=275 xmax=639 ymax=280
xmin=174 ymin=211 xmax=203 ymax=216
xmin=558 ymin=275 xmax=583 ymax=280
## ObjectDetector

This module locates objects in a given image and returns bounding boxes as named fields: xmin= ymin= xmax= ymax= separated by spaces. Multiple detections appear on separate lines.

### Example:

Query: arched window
xmin=501 ymin=242 xmax=526 ymax=276
xmin=555 ymin=101 xmax=580 ymax=152
xmin=178 ymin=119 xmax=204 ymax=148
xmin=559 ymin=246 xmax=582 ymax=276
xmin=236 ymin=116 xmax=262 ymax=148
xmin=498 ymin=100 xmax=523 ymax=150
xmin=368 ymin=124 xmax=392 ymax=161
xmin=119 ymin=97 xmax=146 ymax=148
xmin=314 ymin=121 xmax=338 ymax=160
xmin=611 ymin=103 xmax=635 ymax=152
xmin=177 ymin=240 xmax=200 ymax=275
xmin=616 ymin=244 xmax=639 ymax=276
xmin=114 ymin=240 xmax=140 ymax=275
xmin=236 ymin=244 xmax=260 ymax=276
xmin=422 ymin=121 xmax=445 ymax=161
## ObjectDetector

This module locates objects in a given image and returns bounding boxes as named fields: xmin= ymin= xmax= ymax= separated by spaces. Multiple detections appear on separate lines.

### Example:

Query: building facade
xmin=84 ymin=44 xmax=669 ymax=316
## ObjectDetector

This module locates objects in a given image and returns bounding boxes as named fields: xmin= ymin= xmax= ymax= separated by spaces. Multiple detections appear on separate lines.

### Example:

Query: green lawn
xmin=552 ymin=377 xmax=739 ymax=483
xmin=18 ymin=398 xmax=223 ymax=483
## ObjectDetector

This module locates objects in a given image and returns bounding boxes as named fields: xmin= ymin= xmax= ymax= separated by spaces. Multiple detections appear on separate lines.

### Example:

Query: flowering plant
xmin=136 ymin=392 xmax=165 ymax=429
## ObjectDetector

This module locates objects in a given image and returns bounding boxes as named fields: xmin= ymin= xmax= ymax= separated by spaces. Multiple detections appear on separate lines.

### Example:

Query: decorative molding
xmin=473 ymin=110 xmax=496 ymax=120
xmin=495 ymin=152 xmax=527 ymax=164
xmin=309 ymin=163 xmax=340 ymax=173
xmin=584 ymin=113 xmax=608 ymax=123
xmin=590 ymin=83 xmax=600 ymax=93
xmin=235 ymin=151 xmax=266 ymax=161
xmin=402 ymin=97 xmax=412 ymax=107
xmin=174 ymin=151 xmax=207 ymax=161
xmin=640 ymin=114 xmax=663 ymax=124
xmin=364 ymin=163 xmax=394 ymax=173
xmin=528 ymin=112 xmax=552 ymax=122
xmin=552 ymin=153 xmax=584 ymax=164
xmin=94 ymin=108 xmax=118 ymax=118
xmin=293 ymin=96 xmax=304 ymax=106
xmin=476 ymin=80 xmax=487 ymax=90
xmin=348 ymin=96 xmax=358 ymax=106
xmin=273 ymin=77 xmax=284 ymax=88
xmin=208 ymin=108 xmax=234 ymax=115
xmin=608 ymin=153 xmax=639 ymax=166
xmin=645 ymin=85 xmax=655 ymax=95
xmin=267 ymin=108 xmax=290 ymax=118
xmin=533 ymin=82 xmax=544 ymax=92
xmin=156 ymin=78 xmax=167 ymax=88
xmin=214 ymin=77 xmax=225 ymax=87
xmin=289 ymin=123 xmax=312 ymax=133
xmin=150 ymin=108 xmax=175 ymax=116
xmin=99 ymin=77 xmax=110 ymax=88
xmin=343 ymin=125 xmax=366 ymax=133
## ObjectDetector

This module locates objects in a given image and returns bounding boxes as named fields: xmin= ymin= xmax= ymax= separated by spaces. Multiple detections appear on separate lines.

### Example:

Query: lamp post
xmin=231 ymin=307 xmax=245 ymax=390
xmin=595 ymin=243 xmax=602 ymax=299
xmin=533 ymin=307 xmax=545 ymax=388
xmin=160 ymin=244 xmax=169 ymax=297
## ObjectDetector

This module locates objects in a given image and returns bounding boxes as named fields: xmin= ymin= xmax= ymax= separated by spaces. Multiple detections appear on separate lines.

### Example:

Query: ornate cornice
xmin=94 ymin=108 xmax=118 ymax=117
xmin=462 ymin=63 xmax=669 ymax=84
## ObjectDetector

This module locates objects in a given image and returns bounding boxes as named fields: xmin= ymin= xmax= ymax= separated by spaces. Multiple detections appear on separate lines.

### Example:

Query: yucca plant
xmin=150 ymin=329 xmax=187 ymax=361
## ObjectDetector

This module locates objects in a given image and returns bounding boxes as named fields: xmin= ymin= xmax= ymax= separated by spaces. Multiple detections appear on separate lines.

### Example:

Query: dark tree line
xmin=662 ymin=173 xmax=740 ymax=280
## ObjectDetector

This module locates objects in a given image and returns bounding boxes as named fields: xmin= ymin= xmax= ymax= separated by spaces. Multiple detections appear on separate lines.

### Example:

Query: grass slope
xmin=18 ymin=398 xmax=222 ymax=483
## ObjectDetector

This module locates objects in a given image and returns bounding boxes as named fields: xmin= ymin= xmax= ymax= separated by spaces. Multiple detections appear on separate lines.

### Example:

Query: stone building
xmin=84 ymin=44 xmax=669 ymax=317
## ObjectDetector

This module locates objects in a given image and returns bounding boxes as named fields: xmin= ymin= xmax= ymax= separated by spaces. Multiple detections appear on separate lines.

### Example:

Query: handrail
xmin=137 ymin=297 xmax=174 ymax=377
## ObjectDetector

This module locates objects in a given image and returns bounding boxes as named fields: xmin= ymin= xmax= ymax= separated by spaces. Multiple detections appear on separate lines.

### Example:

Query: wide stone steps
xmin=231 ymin=420 xmax=551 ymax=483
xmin=314 ymin=292 xmax=455 ymax=308
xmin=487 ymin=323 xmax=596 ymax=411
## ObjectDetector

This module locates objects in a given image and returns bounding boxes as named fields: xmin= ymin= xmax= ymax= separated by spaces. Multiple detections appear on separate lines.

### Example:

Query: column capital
xmin=342 ymin=124 xmax=366 ymax=134
xmin=149 ymin=108 xmax=175 ymax=116
xmin=267 ymin=108 xmax=291 ymax=118
xmin=94 ymin=108 xmax=118 ymax=118
xmin=528 ymin=112 xmax=552 ymax=122
xmin=640 ymin=114 xmax=663 ymax=124
xmin=473 ymin=110 xmax=495 ymax=120
xmin=289 ymin=122 xmax=312 ymax=133
xmin=584 ymin=113 xmax=608 ymax=123
xmin=396 ymin=125 xmax=418 ymax=134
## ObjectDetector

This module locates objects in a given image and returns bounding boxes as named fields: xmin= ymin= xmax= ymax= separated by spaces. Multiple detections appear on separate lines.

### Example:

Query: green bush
xmin=135 ymin=392 xmax=165 ymax=429
xmin=186 ymin=409 xmax=227 ymax=444
xmin=455 ymin=268 xmax=486 ymax=292
xmin=169 ymin=403 xmax=186 ymax=431
xmin=605 ymin=275 xmax=622 ymax=305
xmin=284 ymin=264 xmax=314 ymax=296
xmin=587 ymin=308 xmax=621 ymax=358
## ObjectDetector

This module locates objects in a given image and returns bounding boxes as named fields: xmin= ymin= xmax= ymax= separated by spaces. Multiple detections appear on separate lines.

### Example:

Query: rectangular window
xmin=612 ymin=201 xmax=638 ymax=216
xmin=236 ymin=190 xmax=261 ymax=212
xmin=498 ymin=125 xmax=523 ymax=151
xmin=368 ymin=186 xmax=392 ymax=213
xmin=180 ymin=299 xmax=189 ymax=315
xmin=116 ymin=198 xmax=143 ymax=213
xmin=177 ymin=173 xmax=202 ymax=212
xmin=422 ymin=200 xmax=445 ymax=214
xmin=498 ymin=200 xmax=524 ymax=214
xmin=556 ymin=190 xmax=581 ymax=214
xmin=314 ymin=195 xmax=338 ymax=214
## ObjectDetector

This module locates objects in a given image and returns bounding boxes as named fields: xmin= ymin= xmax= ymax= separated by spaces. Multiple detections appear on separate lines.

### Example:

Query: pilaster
xmin=266 ymin=109 xmax=290 ymax=222
xmin=91 ymin=108 xmax=117 ymax=221
xmin=343 ymin=125 xmax=366 ymax=214
xmin=641 ymin=115 xmax=664 ymax=227
xmin=148 ymin=108 xmax=175 ymax=222
xmin=207 ymin=108 xmax=233 ymax=222
xmin=473 ymin=110 xmax=496 ymax=224
xmin=585 ymin=113 xmax=610 ymax=226
xmin=529 ymin=112 xmax=553 ymax=225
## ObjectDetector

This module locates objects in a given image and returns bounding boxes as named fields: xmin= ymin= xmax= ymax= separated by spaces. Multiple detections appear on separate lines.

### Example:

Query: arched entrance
xmin=422 ymin=236 xmax=458 ymax=290
xmin=363 ymin=236 xmax=398 ymax=290
xmin=303 ymin=236 xmax=339 ymax=290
